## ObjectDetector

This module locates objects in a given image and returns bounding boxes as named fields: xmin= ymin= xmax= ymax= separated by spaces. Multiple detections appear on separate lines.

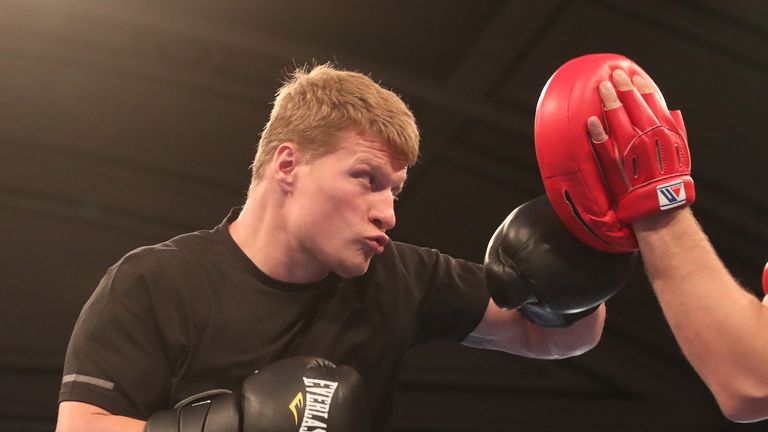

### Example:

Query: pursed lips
xmin=364 ymin=235 xmax=389 ymax=254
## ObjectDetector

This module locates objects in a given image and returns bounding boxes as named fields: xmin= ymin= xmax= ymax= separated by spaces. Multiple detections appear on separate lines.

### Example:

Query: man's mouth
xmin=365 ymin=235 xmax=389 ymax=254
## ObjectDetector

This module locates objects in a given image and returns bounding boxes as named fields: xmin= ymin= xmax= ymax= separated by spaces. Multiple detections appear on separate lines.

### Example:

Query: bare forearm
xmin=464 ymin=299 xmax=605 ymax=359
xmin=56 ymin=401 xmax=146 ymax=432
xmin=524 ymin=304 xmax=605 ymax=359
xmin=634 ymin=208 xmax=768 ymax=421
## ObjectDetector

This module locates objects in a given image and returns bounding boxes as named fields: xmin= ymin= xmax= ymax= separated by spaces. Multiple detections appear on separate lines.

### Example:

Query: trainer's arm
xmin=56 ymin=401 xmax=145 ymax=432
xmin=634 ymin=208 xmax=768 ymax=422
xmin=463 ymin=299 xmax=605 ymax=359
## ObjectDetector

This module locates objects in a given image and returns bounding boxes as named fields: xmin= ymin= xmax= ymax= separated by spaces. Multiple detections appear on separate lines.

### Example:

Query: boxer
xmin=57 ymin=63 xmax=633 ymax=432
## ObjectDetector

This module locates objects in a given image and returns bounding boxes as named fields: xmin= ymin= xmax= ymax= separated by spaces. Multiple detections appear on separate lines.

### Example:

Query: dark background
xmin=2 ymin=0 xmax=767 ymax=431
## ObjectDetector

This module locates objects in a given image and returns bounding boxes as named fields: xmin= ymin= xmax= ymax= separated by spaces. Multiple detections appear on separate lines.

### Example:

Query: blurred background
xmin=1 ymin=0 xmax=767 ymax=431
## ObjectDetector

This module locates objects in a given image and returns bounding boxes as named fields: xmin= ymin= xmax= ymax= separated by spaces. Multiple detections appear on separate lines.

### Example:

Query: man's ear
xmin=272 ymin=142 xmax=301 ymax=192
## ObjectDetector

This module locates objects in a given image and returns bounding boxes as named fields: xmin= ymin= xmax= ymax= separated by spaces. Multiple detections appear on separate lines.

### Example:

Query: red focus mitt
xmin=762 ymin=262 xmax=768 ymax=296
xmin=535 ymin=53 xmax=694 ymax=253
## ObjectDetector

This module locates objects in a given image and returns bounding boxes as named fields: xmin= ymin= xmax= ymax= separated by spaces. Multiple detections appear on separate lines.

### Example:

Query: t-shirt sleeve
xmin=391 ymin=242 xmax=490 ymax=345
xmin=59 ymin=254 xmax=185 ymax=420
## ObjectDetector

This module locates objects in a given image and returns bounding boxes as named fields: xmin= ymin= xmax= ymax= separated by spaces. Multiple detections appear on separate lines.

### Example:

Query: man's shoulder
xmin=383 ymin=240 xmax=481 ymax=276
xmin=93 ymin=228 xmax=225 ymax=301
xmin=117 ymin=228 xmax=221 ymax=275
xmin=370 ymin=241 xmax=443 ymax=280
xmin=387 ymin=241 xmax=441 ymax=263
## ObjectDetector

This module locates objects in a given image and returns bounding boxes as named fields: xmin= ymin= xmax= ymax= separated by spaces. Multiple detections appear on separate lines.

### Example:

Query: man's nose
xmin=369 ymin=193 xmax=396 ymax=231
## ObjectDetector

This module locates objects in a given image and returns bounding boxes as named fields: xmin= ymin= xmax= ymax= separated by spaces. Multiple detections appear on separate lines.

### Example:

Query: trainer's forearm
xmin=634 ymin=208 xmax=768 ymax=421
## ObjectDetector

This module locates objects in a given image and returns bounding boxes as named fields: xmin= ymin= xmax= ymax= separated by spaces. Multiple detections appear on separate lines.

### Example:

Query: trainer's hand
xmin=587 ymin=69 xmax=695 ymax=224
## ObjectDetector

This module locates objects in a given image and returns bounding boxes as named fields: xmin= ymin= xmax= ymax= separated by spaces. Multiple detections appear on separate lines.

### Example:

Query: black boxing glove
xmin=145 ymin=356 xmax=370 ymax=432
xmin=144 ymin=390 xmax=239 ymax=432
xmin=241 ymin=356 xmax=369 ymax=431
xmin=484 ymin=196 xmax=637 ymax=327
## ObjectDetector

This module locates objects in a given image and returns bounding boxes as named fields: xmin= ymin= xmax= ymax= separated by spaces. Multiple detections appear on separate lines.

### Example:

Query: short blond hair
xmin=251 ymin=64 xmax=420 ymax=184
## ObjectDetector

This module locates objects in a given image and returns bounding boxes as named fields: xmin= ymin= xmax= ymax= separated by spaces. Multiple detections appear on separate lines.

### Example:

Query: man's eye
xmin=355 ymin=172 xmax=374 ymax=186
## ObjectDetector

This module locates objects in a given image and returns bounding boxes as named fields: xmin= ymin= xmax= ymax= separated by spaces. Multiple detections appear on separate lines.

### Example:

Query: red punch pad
xmin=534 ymin=53 xmax=665 ymax=253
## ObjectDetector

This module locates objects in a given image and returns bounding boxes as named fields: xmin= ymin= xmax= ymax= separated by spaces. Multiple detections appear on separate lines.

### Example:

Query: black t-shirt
xmin=59 ymin=208 xmax=489 ymax=429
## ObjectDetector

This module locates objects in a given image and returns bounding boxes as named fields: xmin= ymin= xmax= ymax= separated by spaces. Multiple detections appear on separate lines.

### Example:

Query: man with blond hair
xmin=56 ymin=64 xmax=627 ymax=432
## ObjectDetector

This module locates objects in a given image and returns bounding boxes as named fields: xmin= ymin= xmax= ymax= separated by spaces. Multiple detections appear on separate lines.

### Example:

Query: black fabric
xmin=59 ymin=208 xmax=489 ymax=431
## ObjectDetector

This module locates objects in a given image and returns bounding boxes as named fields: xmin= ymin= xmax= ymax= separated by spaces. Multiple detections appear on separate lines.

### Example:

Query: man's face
xmin=288 ymin=131 xmax=407 ymax=278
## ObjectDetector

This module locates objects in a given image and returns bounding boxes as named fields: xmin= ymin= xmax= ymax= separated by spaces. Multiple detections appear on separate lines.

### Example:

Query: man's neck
xmin=227 ymin=185 xmax=328 ymax=284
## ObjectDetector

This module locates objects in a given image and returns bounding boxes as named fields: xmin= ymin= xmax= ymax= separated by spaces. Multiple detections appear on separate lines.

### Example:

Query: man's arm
xmin=462 ymin=299 xmax=605 ymax=359
xmin=463 ymin=196 xmax=634 ymax=358
xmin=56 ymin=401 xmax=145 ymax=432
xmin=585 ymin=68 xmax=768 ymax=422
xmin=634 ymin=208 xmax=768 ymax=422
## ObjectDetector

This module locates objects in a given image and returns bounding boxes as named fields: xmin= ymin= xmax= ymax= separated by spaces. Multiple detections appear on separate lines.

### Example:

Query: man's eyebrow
xmin=351 ymin=156 xmax=378 ymax=166
xmin=352 ymin=157 xmax=407 ymax=192
xmin=351 ymin=157 xmax=401 ymax=174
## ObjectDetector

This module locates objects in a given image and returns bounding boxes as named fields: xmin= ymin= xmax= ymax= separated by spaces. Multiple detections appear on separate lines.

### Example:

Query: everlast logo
xmin=288 ymin=377 xmax=339 ymax=432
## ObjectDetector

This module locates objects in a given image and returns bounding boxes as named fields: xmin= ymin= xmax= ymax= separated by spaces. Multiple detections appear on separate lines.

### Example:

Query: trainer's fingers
xmin=587 ymin=116 xmax=609 ymax=143
xmin=631 ymin=75 xmax=654 ymax=94
xmin=612 ymin=70 xmax=658 ymax=130
xmin=599 ymin=80 xmax=635 ymax=147
xmin=633 ymin=75 xmax=677 ymax=129
xmin=669 ymin=110 xmax=688 ymax=141
xmin=590 ymin=132 xmax=629 ymax=198
xmin=599 ymin=81 xmax=622 ymax=110
xmin=611 ymin=69 xmax=633 ymax=91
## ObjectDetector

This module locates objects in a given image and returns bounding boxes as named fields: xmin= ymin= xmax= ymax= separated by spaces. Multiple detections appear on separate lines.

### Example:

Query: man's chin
xmin=335 ymin=260 xmax=372 ymax=278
